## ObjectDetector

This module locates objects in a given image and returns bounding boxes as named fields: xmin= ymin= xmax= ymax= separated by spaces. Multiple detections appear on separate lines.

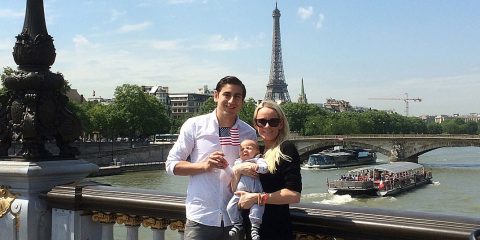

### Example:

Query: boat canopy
xmin=350 ymin=162 xmax=424 ymax=174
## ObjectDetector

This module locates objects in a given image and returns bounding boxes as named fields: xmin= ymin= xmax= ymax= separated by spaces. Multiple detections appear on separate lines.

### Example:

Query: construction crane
xmin=368 ymin=93 xmax=421 ymax=116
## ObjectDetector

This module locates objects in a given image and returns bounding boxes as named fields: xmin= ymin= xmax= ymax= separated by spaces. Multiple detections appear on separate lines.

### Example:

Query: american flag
xmin=219 ymin=127 xmax=240 ymax=146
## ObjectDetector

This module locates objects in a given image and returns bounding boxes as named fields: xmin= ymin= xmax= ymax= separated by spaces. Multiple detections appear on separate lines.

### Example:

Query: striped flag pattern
xmin=219 ymin=127 xmax=240 ymax=146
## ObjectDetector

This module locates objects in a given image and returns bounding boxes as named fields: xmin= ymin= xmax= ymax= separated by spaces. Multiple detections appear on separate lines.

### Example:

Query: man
xmin=166 ymin=76 xmax=257 ymax=240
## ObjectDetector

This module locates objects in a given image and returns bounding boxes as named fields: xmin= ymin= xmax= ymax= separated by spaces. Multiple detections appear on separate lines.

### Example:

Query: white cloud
xmin=110 ymin=9 xmax=126 ymax=22
xmin=0 ymin=39 xmax=12 ymax=50
xmin=0 ymin=9 xmax=24 ymax=18
xmin=117 ymin=21 xmax=152 ymax=33
xmin=73 ymin=35 xmax=91 ymax=48
xmin=200 ymin=35 xmax=244 ymax=51
xmin=150 ymin=35 xmax=255 ymax=52
xmin=167 ymin=0 xmax=195 ymax=4
xmin=151 ymin=39 xmax=184 ymax=50
xmin=52 ymin=41 xmax=231 ymax=99
xmin=297 ymin=6 xmax=313 ymax=20
xmin=0 ymin=38 xmax=15 ymax=68
xmin=315 ymin=14 xmax=325 ymax=29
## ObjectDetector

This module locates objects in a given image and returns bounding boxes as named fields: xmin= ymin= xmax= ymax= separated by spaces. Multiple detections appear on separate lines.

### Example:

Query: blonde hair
xmin=253 ymin=100 xmax=291 ymax=173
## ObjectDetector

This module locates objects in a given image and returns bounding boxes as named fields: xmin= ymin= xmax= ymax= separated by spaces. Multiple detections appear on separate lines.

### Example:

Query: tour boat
xmin=303 ymin=146 xmax=377 ymax=169
xmin=327 ymin=162 xmax=433 ymax=197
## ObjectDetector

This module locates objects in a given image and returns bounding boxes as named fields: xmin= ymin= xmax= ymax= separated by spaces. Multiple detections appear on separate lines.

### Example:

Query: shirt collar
xmin=212 ymin=109 xmax=240 ymax=129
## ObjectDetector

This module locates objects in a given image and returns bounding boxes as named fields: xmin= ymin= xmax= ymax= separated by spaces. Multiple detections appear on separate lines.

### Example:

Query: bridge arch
xmin=291 ymin=135 xmax=480 ymax=163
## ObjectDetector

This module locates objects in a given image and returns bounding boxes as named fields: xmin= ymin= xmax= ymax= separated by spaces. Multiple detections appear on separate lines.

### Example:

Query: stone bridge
xmin=290 ymin=134 xmax=480 ymax=163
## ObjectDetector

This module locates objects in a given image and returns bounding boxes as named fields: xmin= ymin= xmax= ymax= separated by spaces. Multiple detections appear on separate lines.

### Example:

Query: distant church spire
xmin=264 ymin=2 xmax=291 ymax=103
xmin=298 ymin=78 xmax=308 ymax=104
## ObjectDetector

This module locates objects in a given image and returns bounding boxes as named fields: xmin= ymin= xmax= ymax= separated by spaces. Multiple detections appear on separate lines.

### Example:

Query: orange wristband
xmin=260 ymin=192 xmax=269 ymax=205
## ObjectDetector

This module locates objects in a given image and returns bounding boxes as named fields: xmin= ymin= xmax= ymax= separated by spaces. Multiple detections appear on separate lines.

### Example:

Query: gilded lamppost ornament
xmin=169 ymin=219 xmax=185 ymax=232
xmin=0 ymin=185 xmax=17 ymax=218
xmin=0 ymin=0 xmax=81 ymax=160
xmin=91 ymin=211 xmax=117 ymax=224
xmin=142 ymin=217 xmax=170 ymax=230
xmin=116 ymin=214 xmax=143 ymax=227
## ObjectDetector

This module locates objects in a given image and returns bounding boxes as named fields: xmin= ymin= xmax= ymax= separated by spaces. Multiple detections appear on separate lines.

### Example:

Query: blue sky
xmin=1 ymin=0 xmax=479 ymax=116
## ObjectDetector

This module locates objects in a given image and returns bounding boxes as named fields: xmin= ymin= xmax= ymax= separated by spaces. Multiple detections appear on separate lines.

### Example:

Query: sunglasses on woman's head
xmin=255 ymin=118 xmax=281 ymax=127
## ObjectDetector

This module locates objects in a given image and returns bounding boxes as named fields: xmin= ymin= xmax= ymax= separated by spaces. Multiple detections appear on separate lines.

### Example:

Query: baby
xmin=226 ymin=139 xmax=268 ymax=240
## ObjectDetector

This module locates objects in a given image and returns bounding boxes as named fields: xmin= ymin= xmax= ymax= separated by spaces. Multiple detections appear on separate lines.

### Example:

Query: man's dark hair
xmin=215 ymin=76 xmax=247 ymax=100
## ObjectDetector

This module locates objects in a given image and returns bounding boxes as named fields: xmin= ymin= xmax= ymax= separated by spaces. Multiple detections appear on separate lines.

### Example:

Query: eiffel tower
xmin=264 ymin=3 xmax=291 ymax=103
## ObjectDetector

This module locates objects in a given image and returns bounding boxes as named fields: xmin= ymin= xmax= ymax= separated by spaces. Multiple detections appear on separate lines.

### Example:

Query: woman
xmin=234 ymin=100 xmax=302 ymax=240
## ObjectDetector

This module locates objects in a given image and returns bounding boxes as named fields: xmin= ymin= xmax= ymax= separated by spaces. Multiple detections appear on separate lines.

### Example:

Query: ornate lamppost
xmin=0 ymin=1 xmax=98 ymax=239
xmin=0 ymin=0 xmax=81 ymax=160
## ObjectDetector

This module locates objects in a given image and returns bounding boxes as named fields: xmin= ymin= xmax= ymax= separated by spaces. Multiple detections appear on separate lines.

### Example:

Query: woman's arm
xmin=230 ymin=162 xmax=258 ymax=192
xmin=237 ymin=141 xmax=302 ymax=208
xmin=236 ymin=188 xmax=301 ymax=209
xmin=264 ymin=188 xmax=301 ymax=205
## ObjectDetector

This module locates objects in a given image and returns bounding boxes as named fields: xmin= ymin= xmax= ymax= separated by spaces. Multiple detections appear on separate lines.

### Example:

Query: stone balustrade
xmin=46 ymin=181 xmax=480 ymax=240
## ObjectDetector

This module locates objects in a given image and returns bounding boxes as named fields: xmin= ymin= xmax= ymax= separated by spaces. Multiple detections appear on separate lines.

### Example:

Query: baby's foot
xmin=229 ymin=224 xmax=243 ymax=237
xmin=251 ymin=225 xmax=260 ymax=240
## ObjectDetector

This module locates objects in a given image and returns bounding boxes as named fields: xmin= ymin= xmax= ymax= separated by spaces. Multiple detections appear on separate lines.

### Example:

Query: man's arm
xmin=172 ymin=151 xmax=228 ymax=176
xmin=172 ymin=161 xmax=209 ymax=176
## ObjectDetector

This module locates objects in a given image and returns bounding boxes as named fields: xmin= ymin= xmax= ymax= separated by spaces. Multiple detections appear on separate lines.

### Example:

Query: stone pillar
xmin=51 ymin=208 xmax=102 ymax=240
xmin=0 ymin=160 xmax=98 ymax=240
xmin=143 ymin=217 xmax=169 ymax=240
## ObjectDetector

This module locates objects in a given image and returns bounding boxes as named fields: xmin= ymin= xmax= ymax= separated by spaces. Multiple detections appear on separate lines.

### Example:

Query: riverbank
xmin=89 ymin=162 xmax=165 ymax=177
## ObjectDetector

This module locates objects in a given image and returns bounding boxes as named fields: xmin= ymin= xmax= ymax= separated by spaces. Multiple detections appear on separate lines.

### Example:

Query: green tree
xmin=239 ymin=98 xmax=257 ymax=127
xmin=282 ymin=103 xmax=326 ymax=135
xmin=463 ymin=121 xmax=478 ymax=134
xmin=57 ymin=72 xmax=72 ymax=94
xmin=304 ymin=115 xmax=328 ymax=135
xmin=326 ymin=112 xmax=360 ymax=134
xmin=198 ymin=97 xmax=216 ymax=114
xmin=426 ymin=122 xmax=443 ymax=134
xmin=407 ymin=117 xmax=428 ymax=134
xmin=68 ymin=101 xmax=91 ymax=137
xmin=441 ymin=119 xmax=463 ymax=134
xmin=1 ymin=67 xmax=14 ymax=96
xmin=88 ymin=103 xmax=112 ymax=137
xmin=170 ymin=113 xmax=194 ymax=134
xmin=355 ymin=112 xmax=378 ymax=134
xmin=112 ymin=84 xmax=170 ymax=139
xmin=1 ymin=67 xmax=14 ymax=81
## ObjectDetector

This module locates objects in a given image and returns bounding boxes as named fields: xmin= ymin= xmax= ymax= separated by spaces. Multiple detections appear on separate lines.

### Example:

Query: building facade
xmin=323 ymin=98 xmax=352 ymax=112
xmin=142 ymin=85 xmax=170 ymax=106
xmin=435 ymin=113 xmax=480 ymax=124
xmin=169 ymin=93 xmax=210 ymax=118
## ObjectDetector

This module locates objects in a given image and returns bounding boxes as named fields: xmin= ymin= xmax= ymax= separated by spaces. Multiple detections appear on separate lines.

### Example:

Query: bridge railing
xmin=290 ymin=134 xmax=480 ymax=139
xmin=47 ymin=181 xmax=480 ymax=240
xmin=470 ymin=228 xmax=480 ymax=240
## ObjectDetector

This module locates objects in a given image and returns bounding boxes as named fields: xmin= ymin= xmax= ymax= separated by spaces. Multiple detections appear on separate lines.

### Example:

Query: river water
xmin=90 ymin=147 xmax=480 ymax=238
